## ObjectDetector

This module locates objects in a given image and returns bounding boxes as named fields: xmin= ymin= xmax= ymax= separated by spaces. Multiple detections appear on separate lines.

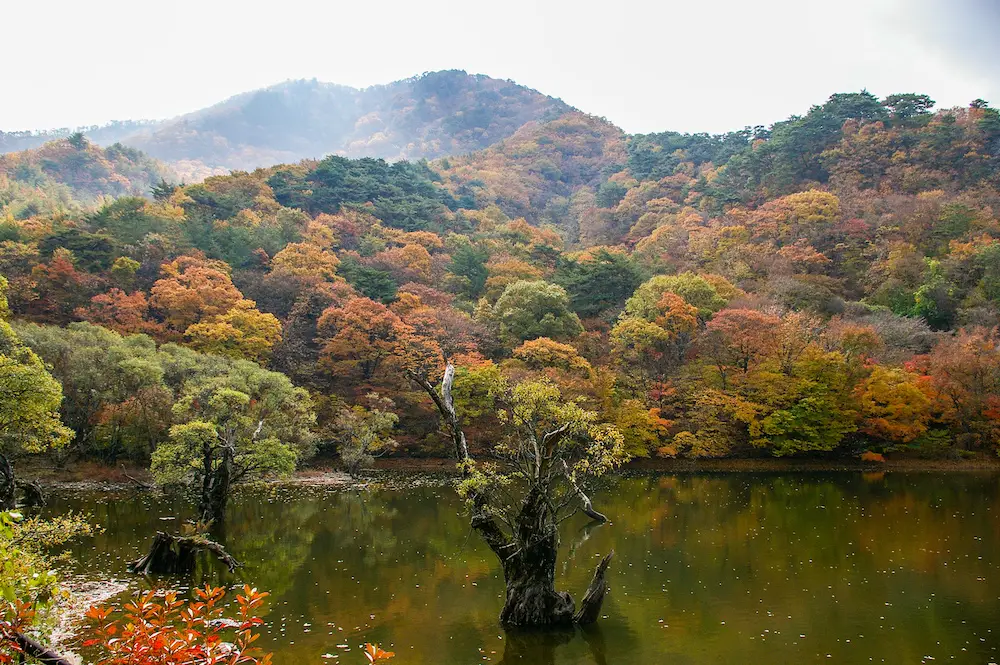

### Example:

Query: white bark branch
xmin=561 ymin=459 xmax=607 ymax=523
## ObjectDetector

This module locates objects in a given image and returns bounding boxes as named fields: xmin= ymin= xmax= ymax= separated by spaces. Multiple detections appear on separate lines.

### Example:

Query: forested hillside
xmin=3 ymin=90 xmax=1000 ymax=468
xmin=0 ymin=134 xmax=175 ymax=217
xmin=435 ymin=111 xmax=627 ymax=240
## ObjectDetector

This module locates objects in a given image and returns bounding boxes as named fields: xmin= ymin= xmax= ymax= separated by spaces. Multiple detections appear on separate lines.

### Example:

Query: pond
xmin=45 ymin=472 xmax=1000 ymax=664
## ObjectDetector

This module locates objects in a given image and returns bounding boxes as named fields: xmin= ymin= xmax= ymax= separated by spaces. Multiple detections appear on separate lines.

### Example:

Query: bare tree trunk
xmin=198 ymin=444 xmax=232 ymax=525
xmin=0 ymin=453 xmax=15 ymax=511
xmin=499 ymin=488 xmax=575 ymax=626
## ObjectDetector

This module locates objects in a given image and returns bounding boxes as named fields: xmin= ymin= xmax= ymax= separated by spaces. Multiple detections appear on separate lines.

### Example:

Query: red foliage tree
xmin=84 ymin=585 xmax=270 ymax=665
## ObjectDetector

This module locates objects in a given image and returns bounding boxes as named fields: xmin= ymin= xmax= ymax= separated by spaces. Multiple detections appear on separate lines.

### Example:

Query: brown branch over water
xmin=6 ymin=630 xmax=75 ymax=665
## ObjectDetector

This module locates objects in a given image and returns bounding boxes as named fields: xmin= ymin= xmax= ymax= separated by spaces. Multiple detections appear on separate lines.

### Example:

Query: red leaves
xmin=0 ymin=599 xmax=37 ymax=663
xmin=85 ymin=584 xmax=271 ymax=665
xmin=363 ymin=643 xmax=395 ymax=663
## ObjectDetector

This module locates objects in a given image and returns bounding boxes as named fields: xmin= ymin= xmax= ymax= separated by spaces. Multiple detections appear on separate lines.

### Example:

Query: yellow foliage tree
xmin=185 ymin=299 xmax=283 ymax=363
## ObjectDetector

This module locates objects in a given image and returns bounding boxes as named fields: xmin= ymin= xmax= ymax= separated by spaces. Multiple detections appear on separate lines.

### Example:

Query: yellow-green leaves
xmin=0 ymin=317 xmax=71 ymax=457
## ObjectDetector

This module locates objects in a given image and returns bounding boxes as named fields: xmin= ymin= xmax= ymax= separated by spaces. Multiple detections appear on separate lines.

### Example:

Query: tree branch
xmin=408 ymin=363 xmax=512 ymax=556
xmin=119 ymin=465 xmax=152 ymax=490
xmin=4 ymin=630 xmax=75 ymax=665
xmin=561 ymin=460 xmax=607 ymax=523
xmin=541 ymin=423 xmax=571 ymax=456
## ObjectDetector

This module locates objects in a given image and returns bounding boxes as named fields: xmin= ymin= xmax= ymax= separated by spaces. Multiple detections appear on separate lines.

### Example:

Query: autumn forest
xmin=3 ymin=69 xmax=1000 ymax=664
xmin=3 ymin=83 xmax=1000 ymax=469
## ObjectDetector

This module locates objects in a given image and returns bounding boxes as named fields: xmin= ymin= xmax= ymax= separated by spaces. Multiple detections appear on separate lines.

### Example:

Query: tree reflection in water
xmin=42 ymin=472 xmax=1000 ymax=665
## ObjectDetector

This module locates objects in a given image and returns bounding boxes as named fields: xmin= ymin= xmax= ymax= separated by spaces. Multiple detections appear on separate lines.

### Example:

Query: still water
xmin=45 ymin=472 xmax=1000 ymax=664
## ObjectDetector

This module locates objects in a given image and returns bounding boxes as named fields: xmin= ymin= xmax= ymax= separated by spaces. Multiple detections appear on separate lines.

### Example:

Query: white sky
xmin=2 ymin=0 xmax=997 ymax=134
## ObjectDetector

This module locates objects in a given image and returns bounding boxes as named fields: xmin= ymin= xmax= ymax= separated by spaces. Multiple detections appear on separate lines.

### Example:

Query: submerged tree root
xmin=128 ymin=531 xmax=240 ymax=575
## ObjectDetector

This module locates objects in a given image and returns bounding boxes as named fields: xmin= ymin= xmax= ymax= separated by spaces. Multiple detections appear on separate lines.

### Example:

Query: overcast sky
xmin=3 ymin=0 xmax=997 ymax=134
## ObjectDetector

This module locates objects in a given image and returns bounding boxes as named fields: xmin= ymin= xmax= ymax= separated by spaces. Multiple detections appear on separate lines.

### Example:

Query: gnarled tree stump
xmin=16 ymin=479 xmax=46 ymax=508
xmin=128 ymin=531 xmax=240 ymax=575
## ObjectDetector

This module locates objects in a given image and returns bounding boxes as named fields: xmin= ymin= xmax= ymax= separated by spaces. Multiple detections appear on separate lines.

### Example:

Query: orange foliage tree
xmin=317 ymin=297 xmax=427 ymax=381
xmin=910 ymin=327 xmax=1000 ymax=450
xmin=701 ymin=308 xmax=782 ymax=387
xmin=150 ymin=256 xmax=243 ymax=331
xmin=856 ymin=366 xmax=932 ymax=444
xmin=77 ymin=289 xmax=161 ymax=336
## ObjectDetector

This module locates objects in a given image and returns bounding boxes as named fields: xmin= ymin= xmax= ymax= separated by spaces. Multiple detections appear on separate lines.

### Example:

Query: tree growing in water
xmin=151 ymin=364 xmax=315 ymax=525
xmin=411 ymin=364 xmax=629 ymax=626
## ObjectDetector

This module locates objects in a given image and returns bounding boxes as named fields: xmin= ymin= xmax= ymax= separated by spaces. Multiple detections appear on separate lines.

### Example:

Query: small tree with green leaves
xmin=492 ymin=280 xmax=583 ymax=345
xmin=333 ymin=393 xmax=399 ymax=477
xmin=151 ymin=366 xmax=315 ymax=525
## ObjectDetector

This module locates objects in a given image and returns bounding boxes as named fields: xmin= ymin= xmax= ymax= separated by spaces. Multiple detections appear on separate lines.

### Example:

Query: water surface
xmin=46 ymin=472 xmax=1000 ymax=664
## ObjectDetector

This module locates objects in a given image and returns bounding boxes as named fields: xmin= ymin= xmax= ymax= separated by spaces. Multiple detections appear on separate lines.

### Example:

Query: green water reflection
xmin=46 ymin=473 xmax=1000 ymax=664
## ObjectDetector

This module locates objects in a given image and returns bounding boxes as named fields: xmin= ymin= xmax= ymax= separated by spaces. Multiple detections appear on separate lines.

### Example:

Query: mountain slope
xmin=118 ymin=71 xmax=572 ymax=174
xmin=0 ymin=135 xmax=175 ymax=217
xmin=436 ymin=111 xmax=627 ymax=240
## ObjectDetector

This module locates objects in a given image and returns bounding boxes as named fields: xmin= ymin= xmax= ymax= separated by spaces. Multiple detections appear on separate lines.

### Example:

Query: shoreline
xmin=372 ymin=454 xmax=1000 ymax=473
xmin=18 ymin=454 xmax=1000 ymax=491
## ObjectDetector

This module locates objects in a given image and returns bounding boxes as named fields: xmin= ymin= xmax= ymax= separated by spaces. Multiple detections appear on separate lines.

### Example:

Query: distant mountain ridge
xmin=0 ymin=121 xmax=159 ymax=154
xmin=1 ymin=71 xmax=574 ymax=180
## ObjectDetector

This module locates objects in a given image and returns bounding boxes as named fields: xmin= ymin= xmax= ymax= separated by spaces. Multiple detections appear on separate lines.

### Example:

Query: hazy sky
xmin=3 ymin=0 xmax=997 ymax=134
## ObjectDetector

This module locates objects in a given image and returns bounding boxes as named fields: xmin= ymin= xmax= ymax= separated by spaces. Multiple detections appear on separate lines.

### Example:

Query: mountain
xmin=1 ymin=71 xmax=576 ymax=182
xmin=73 ymin=71 xmax=572 ymax=178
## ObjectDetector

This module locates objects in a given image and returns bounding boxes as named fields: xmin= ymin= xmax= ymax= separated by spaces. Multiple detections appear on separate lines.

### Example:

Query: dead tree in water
xmin=410 ymin=364 xmax=628 ymax=627
xmin=128 ymin=530 xmax=240 ymax=575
